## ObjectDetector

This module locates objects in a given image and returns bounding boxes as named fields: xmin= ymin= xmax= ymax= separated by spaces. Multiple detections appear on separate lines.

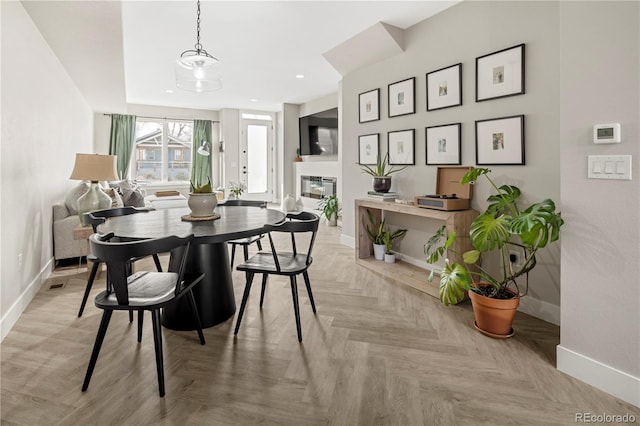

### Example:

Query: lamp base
xmin=77 ymin=182 xmax=112 ymax=226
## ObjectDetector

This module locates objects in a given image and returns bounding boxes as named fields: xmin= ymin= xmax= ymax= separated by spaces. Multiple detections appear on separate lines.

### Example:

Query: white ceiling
xmin=23 ymin=1 xmax=459 ymax=113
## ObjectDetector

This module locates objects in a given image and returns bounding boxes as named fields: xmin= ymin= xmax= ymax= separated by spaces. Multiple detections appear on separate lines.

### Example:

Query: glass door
xmin=240 ymin=116 xmax=273 ymax=201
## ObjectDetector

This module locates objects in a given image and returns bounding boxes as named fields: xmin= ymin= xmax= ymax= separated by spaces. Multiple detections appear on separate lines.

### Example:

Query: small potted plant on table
xmin=359 ymin=152 xmax=406 ymax=193
xmin=188 ymin=178 xmax=217 ymax=217
xmin=424 ymin=168 xmax=564 ymax=338
xmin=227 ymin=181 xmax=246 ymax=200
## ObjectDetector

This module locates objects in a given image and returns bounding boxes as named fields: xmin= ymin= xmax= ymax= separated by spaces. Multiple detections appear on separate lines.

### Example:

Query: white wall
xmin=341 ymin=1 xmax=561 ymax=317
xmin=1 ymin=1 xmax=93 ymax=339
xmin=557 ymin=1 xmax=639 ymax=407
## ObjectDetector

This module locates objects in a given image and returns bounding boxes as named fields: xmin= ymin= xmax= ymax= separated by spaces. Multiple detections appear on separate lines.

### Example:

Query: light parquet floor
xmin=2 ymin=224 xmax=638 ymax=425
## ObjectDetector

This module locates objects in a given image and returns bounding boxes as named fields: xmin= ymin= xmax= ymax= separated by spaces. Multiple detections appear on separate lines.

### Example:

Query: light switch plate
xmin=588 ymin=155 xmax=632 ymax=180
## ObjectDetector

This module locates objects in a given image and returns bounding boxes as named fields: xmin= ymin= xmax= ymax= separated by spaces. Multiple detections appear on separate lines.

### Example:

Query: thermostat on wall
xmin=593 ymin=123 xmax=621 ymax=144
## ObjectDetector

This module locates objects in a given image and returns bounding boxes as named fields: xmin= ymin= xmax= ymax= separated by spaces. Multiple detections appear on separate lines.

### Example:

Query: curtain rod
xmin=103 ymin=113 xmax=220 ymax=123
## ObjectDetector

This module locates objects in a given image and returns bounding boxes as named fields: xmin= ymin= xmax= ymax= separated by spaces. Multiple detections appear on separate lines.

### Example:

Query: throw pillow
xmin=113 ymin=179 xmax=146 ymax=207
xmin=103 ymin=188 xmax=124 ymax=208
xmin=64 ymin=182 xmax=90 ymax=215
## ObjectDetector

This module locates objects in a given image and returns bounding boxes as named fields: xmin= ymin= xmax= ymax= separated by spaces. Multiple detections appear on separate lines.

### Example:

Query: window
xmin=132 ymin=120 xmax=193 ymax=183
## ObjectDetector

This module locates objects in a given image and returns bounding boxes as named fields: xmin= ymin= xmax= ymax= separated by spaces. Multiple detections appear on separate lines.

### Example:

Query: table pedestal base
xmin=162 ymin=242 xmax=235 ymax=330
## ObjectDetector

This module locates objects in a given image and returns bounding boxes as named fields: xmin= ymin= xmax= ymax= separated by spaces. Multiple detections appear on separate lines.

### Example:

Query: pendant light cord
xmin=195 ymin=0 xmax=202 ymax=54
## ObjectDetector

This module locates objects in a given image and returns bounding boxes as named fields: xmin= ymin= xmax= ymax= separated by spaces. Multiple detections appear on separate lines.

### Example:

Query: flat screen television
xmin=299 ymin=108 xmax=338 ymax=156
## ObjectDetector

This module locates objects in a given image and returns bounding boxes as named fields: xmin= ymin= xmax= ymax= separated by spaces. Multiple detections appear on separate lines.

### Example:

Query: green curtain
xmin=191 ymin=119 xmax=213 ymax=189
xmin=108 ymin=114 xmax=137 ymax=180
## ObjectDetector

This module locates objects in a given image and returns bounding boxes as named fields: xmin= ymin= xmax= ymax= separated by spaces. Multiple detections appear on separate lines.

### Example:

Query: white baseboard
xmin=340 ymin=234 xmax=355 ymax=248
xmin=518 ymin=295 xmax=560 ymax=326
xmin=557 ymin=345 xmax=640 ymax=408
xmin=1 ymin=258 xmax=53 ymax=342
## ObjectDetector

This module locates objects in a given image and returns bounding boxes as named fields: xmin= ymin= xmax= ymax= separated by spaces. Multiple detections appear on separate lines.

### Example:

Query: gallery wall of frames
xmin=357 ymin=43 xmax=526 ymax=168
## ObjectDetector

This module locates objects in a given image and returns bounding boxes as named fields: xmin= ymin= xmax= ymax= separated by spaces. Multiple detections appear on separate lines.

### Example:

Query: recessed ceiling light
xmin=165 ymin=89 xmax=174 ymax=93
xmin=250 ymin=98 xmax=258 ymax=102
xmin=296 ymin=74 xmax=305 ymax=79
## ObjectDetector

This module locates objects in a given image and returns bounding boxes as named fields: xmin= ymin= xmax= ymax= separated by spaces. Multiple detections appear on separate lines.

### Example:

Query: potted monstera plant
xmin=359 ymin=152 xmax=406 ymax=193
xmin=424 ymin=168 xmax=564 ymax=338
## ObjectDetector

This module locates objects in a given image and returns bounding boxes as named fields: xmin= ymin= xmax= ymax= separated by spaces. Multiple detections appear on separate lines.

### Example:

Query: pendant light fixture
xmin=175 ymin=0 xmax=221 ymax=92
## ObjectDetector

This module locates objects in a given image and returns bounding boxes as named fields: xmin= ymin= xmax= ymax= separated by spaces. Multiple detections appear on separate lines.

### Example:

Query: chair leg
xmin=290 ymin=276 xmax=302 ymax=342
xmin=259 ymin=273 xmax=268 ymax=308
xmin=129 ymin=311 xmax=134 ymax=323
xmin=82 ymin=309 xmax=113 ymax=392
xmin=234 ymin=272 xmax=255 ymax=336
xmin=302 ymin=271 xmax=317 ymax=314
xmin=186 ymin=289 xmax=206 ymax=345
xmin=256 ymin=239 xmax=263 ymax=251
xmin=230 ymin=244 xmax=236 ymax=267
xmin=243 ymin=244 xmax=249 ymax=261
xmin=137 ymin=310 xmax=144 ymax=343
xmin=151 ymin=309 xmax=165 ymax=398
xmin=152 ymin=254 xmax=163 ymax=272
xmin=78 ymin=260 xmax=100 ymax=317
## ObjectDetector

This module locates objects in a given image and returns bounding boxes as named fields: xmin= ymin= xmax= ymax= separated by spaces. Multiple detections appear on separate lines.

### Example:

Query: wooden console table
xmin=355 ymin=198 xmax=478 ymax=299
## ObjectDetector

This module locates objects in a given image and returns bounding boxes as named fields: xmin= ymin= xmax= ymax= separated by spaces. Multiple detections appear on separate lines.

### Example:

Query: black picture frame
xmin=358 ymin=88 xmax=380 ymax=123
xmin=475 ymin=115 xmax=525 ymax=165
xmin=387 ymin=129 xmax=415 ymax=165
xmin=475 ymin=43 xmax=525 ymax=102
xmin=358 ymin=133 xmax=380 ymax=165
xmin=426 ymin=123 xmax=462 ymax=165
xmin=426 ymin=63 xmax=462 ymax=111
xmin=388 ymin=77 xmax=416 ymax=118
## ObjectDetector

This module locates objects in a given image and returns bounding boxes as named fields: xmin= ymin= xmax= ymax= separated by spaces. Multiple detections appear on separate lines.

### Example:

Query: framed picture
xmin=359 ymin=88 xmax=380 ymax=123
xmin=475 ymin=115 xmax=525 ymax=165
xmin=388 ymin=77 xmax=415 ymax=117
xmin=387 ymin=129 xmax=415 ymax=165
xmin=426 ymin=63 xmax=462 ymax=111
xmin=475 ymin=43 xmax=525 ymax=102
xmin=426 ymin=123 xmax=461 ymax=165
xmin=358 ymin=133 xmax=379 ymax=165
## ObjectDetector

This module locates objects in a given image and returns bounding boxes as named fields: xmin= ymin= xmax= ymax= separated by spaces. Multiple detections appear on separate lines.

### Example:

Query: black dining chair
xmin=82 ymin=232 xmax=205 ymax=398
xmin=224 ymin=199 xmax=268 ymax=267
xmin=234 ymin=211 xmax=319 ymax=342
xmin=78 ymin=207 xmax=163 ymax=318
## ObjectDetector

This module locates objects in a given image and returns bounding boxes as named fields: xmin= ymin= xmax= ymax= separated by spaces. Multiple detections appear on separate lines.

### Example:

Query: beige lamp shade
xmin=69 ymin=153 xmax=119 ymax=182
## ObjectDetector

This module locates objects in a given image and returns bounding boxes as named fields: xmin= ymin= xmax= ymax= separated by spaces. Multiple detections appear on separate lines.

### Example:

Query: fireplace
xmin=300 ymin=175 xmax=336 ymax=199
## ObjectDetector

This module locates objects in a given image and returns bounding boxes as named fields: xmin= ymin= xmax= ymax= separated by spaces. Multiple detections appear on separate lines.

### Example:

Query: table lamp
xmin=69 ymin=153 xmax=119 ymax=226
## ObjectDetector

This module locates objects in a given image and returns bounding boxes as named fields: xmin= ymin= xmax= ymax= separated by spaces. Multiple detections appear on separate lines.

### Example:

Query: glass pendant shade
xmin=69 ymin=153 xmax=119 ymax=226
xmin=175 ymin=54 xmax=221 ymax=92
xmin=175 ymin=0 xmax=221 ymax=92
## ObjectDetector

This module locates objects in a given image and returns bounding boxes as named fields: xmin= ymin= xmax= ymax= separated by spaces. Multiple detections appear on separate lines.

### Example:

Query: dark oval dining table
xmin=97 ymin=205 xmax=286 ymax=330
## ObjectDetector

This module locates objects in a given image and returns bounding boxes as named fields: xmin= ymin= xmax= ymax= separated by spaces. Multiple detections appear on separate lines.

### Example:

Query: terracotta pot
xmin=468 ymin=284 xmax=520 ymax=337
xmin=373 ymin=177 xmax=391 ymax=193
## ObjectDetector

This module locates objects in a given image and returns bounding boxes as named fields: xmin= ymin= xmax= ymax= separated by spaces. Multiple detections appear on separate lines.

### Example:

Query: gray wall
xmin=341 ymin=1 xmax=562 ymax=312
xmin=558 ymin=0 xmax=639 ymax=388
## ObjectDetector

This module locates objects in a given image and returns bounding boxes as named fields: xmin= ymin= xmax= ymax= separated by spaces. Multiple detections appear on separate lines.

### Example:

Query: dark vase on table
xmin=373 ymin=177 xmax=391 ymax=193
